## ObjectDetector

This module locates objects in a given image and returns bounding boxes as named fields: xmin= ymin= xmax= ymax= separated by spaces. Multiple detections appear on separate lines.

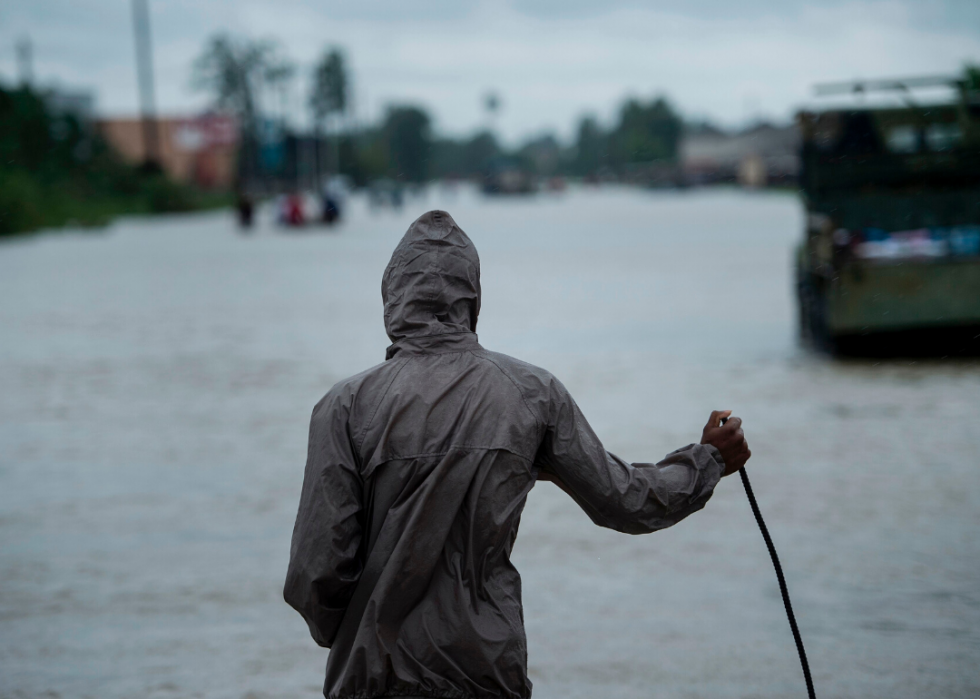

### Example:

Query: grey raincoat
xmin=285 ymin=210 xmax=726 ymax=699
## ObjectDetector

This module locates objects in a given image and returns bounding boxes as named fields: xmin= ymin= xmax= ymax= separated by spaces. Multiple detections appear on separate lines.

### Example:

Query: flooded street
xmin=1 ymin=187 xmax=979 ymax=699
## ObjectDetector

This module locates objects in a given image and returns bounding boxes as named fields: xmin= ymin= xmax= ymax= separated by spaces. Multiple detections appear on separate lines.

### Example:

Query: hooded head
xmin=382 ymin=210 xmax=481 ymax=358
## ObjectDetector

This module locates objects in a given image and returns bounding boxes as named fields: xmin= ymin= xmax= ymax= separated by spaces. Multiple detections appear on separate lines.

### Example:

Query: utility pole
xmin=131 ymin=0 xmax=161 ymax=170
xmin=15 ymin=36 xmax=33 ymax=88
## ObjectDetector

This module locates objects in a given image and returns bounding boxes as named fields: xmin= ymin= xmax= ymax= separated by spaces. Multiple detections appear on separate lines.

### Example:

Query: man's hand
xmin=700 ymin=410 xmax=751 ymax=476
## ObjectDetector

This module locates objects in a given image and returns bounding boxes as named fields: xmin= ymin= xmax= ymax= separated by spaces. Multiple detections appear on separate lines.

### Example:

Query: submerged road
xmin=1 ymin=187 xmax=978 ymax=699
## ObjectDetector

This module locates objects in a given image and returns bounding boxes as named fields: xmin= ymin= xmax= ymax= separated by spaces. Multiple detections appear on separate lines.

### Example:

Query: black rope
xmin=739 ymin=466 xmax=816 ymax=699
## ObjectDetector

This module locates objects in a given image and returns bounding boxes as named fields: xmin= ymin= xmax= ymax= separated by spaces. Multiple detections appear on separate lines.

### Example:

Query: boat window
xmin=925 ymin=123 xmax=962 ymax=151
xmin=885 ymin=125 xmax=918 ymax=153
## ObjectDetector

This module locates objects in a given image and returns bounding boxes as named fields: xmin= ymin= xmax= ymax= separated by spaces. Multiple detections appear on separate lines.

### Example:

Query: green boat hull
xmin=826 ymin=258 xmax=980 ymax=334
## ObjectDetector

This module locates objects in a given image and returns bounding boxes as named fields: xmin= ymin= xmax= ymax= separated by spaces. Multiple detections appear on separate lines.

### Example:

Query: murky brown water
xmin=2 ymin=187 xmax=978 ymax=699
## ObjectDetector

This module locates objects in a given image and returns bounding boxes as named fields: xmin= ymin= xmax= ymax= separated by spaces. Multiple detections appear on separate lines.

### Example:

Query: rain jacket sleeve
xmin=284 ymin=391 xmax=363 ymax=648
xmin=535 ymin=378 xmax=725 ymax=534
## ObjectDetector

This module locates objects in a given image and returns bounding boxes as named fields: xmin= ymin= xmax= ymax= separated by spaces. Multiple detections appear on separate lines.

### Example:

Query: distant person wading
xmin=284 ymin=210 xmax=751 ymax=699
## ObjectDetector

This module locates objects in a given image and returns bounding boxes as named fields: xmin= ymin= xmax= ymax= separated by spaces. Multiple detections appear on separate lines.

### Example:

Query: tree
xmin=518 ymin=134 xmax=561 ymax=176
xmin=310 ymin=48 xmax=348 ymax=179
xmin=191 ymin=34 xmax=291 ymax=184
xmin=383 ymin=106 xmax=431 ymax=183
xmin=572 ymin=116 xmax=605 ymax=176
xmin=483 ymin=92 xmax=500 ymax=116
xmin=193 ymin=35 xmax=270 ymax=131
xmin=964 ymin=63 xmax=980 ymax=92
xmin=463 ymin=132 xmax=500 ymax=174
xmin=430 ymin=131 xmax=501 ymax=179
xmin=609 ymin=97 xmax=682 ymax=167
xmin=264 ymin=57 xmax=296 ymax=129
xmin=310 ymin=49 xmax=347 ymax=125
xmin=0 ymin=82 xmax=206 ymax=234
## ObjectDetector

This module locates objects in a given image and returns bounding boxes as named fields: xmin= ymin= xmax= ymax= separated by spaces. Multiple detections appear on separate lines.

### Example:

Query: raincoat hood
xmin=382 ymin=210 xmax=481 ymax=359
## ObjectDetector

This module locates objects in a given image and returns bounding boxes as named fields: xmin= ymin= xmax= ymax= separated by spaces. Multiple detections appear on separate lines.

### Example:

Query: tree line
xmin=0 ymin=83 xmax=226 ymax=235
xmin=192 ymin=34 xmax=686 ymax=187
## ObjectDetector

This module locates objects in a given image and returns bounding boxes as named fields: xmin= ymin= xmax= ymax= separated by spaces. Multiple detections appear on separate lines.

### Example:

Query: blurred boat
xmin=795 ymin=74 xmax=980 ymax=355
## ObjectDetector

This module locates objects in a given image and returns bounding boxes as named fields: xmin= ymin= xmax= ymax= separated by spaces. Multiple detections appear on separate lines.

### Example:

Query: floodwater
xmin=1 ymin=187 xmax=978 ymax=699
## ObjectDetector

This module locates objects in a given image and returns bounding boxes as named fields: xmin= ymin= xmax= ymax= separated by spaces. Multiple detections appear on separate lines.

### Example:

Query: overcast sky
xmin=1 ymin=0 xmax=978 ymax=144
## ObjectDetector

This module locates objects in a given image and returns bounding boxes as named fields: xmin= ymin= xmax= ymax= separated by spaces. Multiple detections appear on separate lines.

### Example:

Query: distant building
xmin=681 ymin=122 xmax=800 ymax=187
xmin=97 ymin=114 xmax=238 ymax=189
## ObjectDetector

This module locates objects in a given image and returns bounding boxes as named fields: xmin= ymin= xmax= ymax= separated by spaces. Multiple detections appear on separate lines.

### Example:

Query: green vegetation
xmin=318 ymin=96 xmax=683 ymax=186
xmin=378 ymin=106 xmax=432 ymax=183
xmin=611 ymin=98 xmax=682 ymax=162
xmin=354 ymin=95 xmax=683 ymax=183
xmin=431 ymin=132 xmax=504 ymax=180
xmin=0 ymin=83 xmax=229 ymax=236
xmin=191 ymin=34 xmax=295 ymax=182
xmin=310 ymin=49 xmax=347 ymax=127
xmin=191 ymin=33 xmax=688 ymax=187
xmin=310 ymin=48 xmax=348 ymax=179
xmin=962 ymin=63 xmax=980 ymax=95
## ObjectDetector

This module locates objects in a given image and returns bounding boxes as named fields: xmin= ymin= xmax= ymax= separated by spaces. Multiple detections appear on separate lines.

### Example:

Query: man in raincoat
xmin=285 ymin=210 xmax=751 ymax=699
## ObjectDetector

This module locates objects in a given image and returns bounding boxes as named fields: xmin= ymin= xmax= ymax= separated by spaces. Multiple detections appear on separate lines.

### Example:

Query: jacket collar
xmin=385 ymin=331 xmax=482 ymax=360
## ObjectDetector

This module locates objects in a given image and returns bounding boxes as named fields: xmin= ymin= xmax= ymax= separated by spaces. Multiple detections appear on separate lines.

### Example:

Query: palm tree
xmin=309 ymin=48 xmax=348 ymax=181
xmin=192 ymin=34 xmax=293 ymax=186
